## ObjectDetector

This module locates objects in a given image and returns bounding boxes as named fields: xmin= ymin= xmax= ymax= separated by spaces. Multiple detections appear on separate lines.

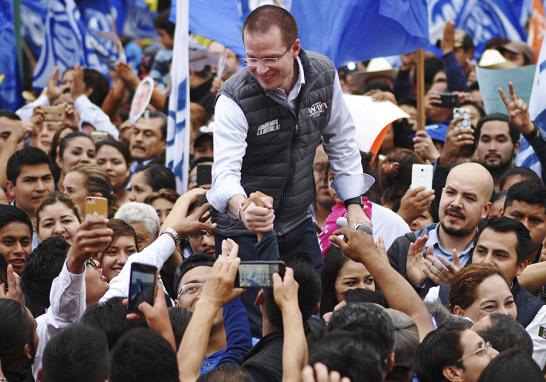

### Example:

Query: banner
xmin=0 ymin=0 xmax=22 ymax=111
xmin=166 ymin=0 xmax=190 ymax=193
xmin=429 ymin=0 xmax=527 ymax=56
xmin=20 ymin=0 xmax=48 ymax=60
xmin=111 ymin=0 xmax=157 ymax=39
xmin=518 ymin=36 xmax=546 ymax=176
xmin=184 ymin=0 xmax=429 ymax=67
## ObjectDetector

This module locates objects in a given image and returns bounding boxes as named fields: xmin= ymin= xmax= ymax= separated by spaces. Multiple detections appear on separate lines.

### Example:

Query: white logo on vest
xmin=257 ymin=119 xmax=280 ymax=136
xmin=308 ymin=101 xmax=328 ymax=118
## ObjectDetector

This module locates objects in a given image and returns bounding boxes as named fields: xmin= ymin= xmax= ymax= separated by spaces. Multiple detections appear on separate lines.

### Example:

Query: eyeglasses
xmin=244 ymin=41 xmax=295 ymax=67
xmin=457 ymin=341 xmax=492 ymax=363
xmin=177 ymin=282 xmax=203 ymax=299
xmin=86 ymin=258 xmax=99 ymax=270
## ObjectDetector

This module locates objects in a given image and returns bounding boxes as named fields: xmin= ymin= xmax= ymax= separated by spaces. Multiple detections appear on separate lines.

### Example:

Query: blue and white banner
xmin=518 ymin=36 xmax=546 ymax=176
xmin=429 ymin=0 xmax=527 ymax=55
xmin=20 ymin=0 xmax=48 ymax=60
xmin=184 ymin=0 xmax=429 ymax=67
xmin=0 ymin=0 xmax=22 ymax=111
xmin=166 ymin=0 xmax=190 ymax=193
xmin=111 ymin=0 xmax=157 ymax=39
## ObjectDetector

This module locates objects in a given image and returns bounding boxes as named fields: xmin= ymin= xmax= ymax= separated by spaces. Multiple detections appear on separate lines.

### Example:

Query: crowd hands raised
xmin=1 ymin=5 xmax=546 ymax=382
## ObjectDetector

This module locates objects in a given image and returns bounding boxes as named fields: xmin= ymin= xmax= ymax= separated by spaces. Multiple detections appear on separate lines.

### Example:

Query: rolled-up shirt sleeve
xmin=207 ymin=95 xmax=249 ymax=213
xmin=324 ymin=74 xmax=375 ymax=201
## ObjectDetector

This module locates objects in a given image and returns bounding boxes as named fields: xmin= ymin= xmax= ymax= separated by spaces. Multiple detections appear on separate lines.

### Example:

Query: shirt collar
xmin=271 ymin=56 xmax=305 ymax=102
xmin=426 ymin=224 xmax=475 ymax=258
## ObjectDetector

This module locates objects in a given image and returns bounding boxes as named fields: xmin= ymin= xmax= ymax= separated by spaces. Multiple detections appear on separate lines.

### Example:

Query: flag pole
xmin=416 ymin=49 xmax=426 ymax=131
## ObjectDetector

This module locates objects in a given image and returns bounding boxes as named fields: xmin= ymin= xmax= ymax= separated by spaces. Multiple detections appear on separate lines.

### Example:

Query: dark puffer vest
xmin=218 ymin=49 xmax=336 ymax=235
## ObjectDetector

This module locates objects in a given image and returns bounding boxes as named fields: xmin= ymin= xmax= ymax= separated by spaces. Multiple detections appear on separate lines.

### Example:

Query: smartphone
xmin=411 ymin=164 xmax=433 ymax=190
xmin=42 ymin=106 xmax=64 ymax=121
xmin=84 ymin=196 xmax=108 ymax=218
xmin=196 ymin=164 xmax=212 ymax=186
xmin=453 ymin=107 xmax=471 ymax=129
xmin=90 ymin=131 xmax=109 ymax=143
xmin=236 ymin=261 xmax=286 ymax=288
xmin=128 ymin=262 xmax=157 ymax=313
xmin=437 ymin=93 xmax=458 ymax=108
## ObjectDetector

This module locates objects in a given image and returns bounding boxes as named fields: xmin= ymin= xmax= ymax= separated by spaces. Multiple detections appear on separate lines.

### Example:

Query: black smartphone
xmin=128 ymin=262 xmax=157 ymax=313
xmin=196 ymin=164 xmax=212 ymax=186
xmin=236 ymin=261 xmax=286 ymax=288
xmin=437 ymin=92 xmax=458 ymax=108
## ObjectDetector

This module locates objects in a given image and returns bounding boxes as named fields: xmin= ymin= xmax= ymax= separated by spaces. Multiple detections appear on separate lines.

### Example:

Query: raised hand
xmin=0 ymin=264 xmax=24 ymax=305
xmin=272 ymin=267 xmax=299 ymax=312
xmin=439 ymin=116 xmax=475 ymax=166
xmin=398 ymin=187 xmax=435 ymax=225
xmin=66 ymin=215 xmax=113 ymax=273
xmin=240 ymin=191 xmax=275 ymax=234
xmin=70 ymin=65 xmax=86 ymax=99
xmin=413 ymin=131 xmax=440 ymax=163
xmin=441 ymin=21 xmax=455 ymax=54
xmin=498 ymin=82 xmax=534 ymax=136
xmin=47 ymin=67 xmax=62 ymax=103
xmin=423 ymin=249 xmax=461 ymax=285
xmin=302 ymin=363 xmax=351 ymax=382
xmin=406 ymin=236 xmax=431 ymax=287
xmin=162 ymin=201 xmax=216 ymax=238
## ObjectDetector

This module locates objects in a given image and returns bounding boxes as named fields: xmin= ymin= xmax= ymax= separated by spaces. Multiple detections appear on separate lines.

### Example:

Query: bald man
xmin=388 ymin=162 xmax=494 ymax=291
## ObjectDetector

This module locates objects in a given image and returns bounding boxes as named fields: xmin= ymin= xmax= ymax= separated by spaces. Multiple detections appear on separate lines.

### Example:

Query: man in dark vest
xmin=207 ymin=5 xmax=373 ymax=269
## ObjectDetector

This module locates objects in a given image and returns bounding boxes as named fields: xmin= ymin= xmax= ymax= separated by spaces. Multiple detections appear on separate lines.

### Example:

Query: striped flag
xmin=528 ymin=0 xmax=545 ymax=64
xmin=166 ymin=0 xmax=190 ymax=193
xmin=518 ymin=36 xmax=546 ymax=177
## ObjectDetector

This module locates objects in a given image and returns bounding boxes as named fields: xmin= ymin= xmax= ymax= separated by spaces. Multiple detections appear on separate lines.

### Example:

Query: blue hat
xmin=425 ymin=124 xmax=448 ymax=142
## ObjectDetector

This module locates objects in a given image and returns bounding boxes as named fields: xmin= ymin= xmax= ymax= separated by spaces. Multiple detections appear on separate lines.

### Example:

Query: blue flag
xmin=518 ymin=36 xmax=546 ymax=177
xmin=167 ymin=0 xmax=190 ymax=193
xmin=112 ymin=0 xmax=157 ymax=39
xmin=291 ymin=0 xmax=429 ymax=66
xmin=429 ymin=0 xmax=527 ymax=56
xmin=20 ymin=0 xmax=48 ymax=61
xmin=185 ymin=0 xmax=429 ymax=67
xmin=0 ymin=0 xmax=22 ymax=111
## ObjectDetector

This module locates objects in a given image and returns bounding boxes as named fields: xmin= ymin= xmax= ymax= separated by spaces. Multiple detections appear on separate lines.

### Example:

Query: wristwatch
xmin=344 ymin=196 xmax=361 ymax=208
xmin=161 ymin=227 xmax=180 ymax=246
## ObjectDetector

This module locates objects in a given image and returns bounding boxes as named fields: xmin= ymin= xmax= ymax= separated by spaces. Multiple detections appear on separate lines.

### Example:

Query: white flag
xmin=166 ymin=0 xmax=191 ymax=193
xmin=517 ymin=37 xmax=546 ymax=176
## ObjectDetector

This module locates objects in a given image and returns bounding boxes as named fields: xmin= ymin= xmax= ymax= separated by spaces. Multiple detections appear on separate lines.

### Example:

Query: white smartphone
xmin=411 ymin=164 xmax=433 ymax=190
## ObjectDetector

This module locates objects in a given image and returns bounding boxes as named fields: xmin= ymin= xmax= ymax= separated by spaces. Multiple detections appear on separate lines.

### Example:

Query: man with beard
xmin=475 ymin=113 xmax=520 ymax=190
xmin=388 ymin=162 xmax=493 ymax=293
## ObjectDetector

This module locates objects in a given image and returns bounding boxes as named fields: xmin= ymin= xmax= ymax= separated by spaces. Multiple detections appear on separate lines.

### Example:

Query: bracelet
xmin=524 ymin=124 xmax=540 ymax=140
xmin=161 ymin=227 xmax=180 ymax=247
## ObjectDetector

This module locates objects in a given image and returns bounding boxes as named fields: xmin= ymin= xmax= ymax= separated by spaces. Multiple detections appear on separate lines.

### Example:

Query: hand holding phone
xmin=411 ymin=164 xmax=433 ymax=190
xmin=128 ymin=263 xmax=158 ymax=314
xmin=84 ymin=196 xmax=108 ymax=218
xmin=236 ymin=261 xmax=286 ymax=288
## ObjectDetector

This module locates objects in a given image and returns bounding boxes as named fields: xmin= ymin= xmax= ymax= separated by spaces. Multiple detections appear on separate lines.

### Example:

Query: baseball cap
xmin=194 ymin=123 xmax=214 ymax=148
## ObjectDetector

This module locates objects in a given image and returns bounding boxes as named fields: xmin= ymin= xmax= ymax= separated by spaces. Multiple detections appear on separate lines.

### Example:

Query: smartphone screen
xmin=128 ymin=263 xmax=157 ymax=313
xmin=411 ymin=164 xmax=434 ymax=190
xmin=237 ymin=261 xmax=286 ymax=288
xmin=196 ymin=164 xmax=212 ymax=186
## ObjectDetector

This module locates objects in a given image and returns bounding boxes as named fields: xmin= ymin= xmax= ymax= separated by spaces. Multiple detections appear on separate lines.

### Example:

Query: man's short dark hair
xmin=173 ymin=253 xmax=214 ymax=292
xmin=504 ymin=180 xmax=546 ymax=214
xmin=309 ymin=329 xmax=383 ymax=382
xmin=477 ymin=217 xmax=532 ymax=264
xmin=0 ymin=110 xmax=21 ymax=121
xmin=110 ymin=328 xmax=178 ymax=382
xmin=84 ymin=69 xmax=110 ymax=107
xmin=499 ymin=167 xmax=543 ymax=191
xmin=475 ymin=113 xmax=520 ymax=145
xmin=475 ymin=348 xmax=543 ymax=382
xmin=329 ymin=302 xmax=395 ymax=364
xmin=263 ymin=253 xmax=321 ymax=330
xmin=0 ymin=204 xmax=32 ymax=233
xmin=415 ymin=321 xmax=468 ymax=382
xmin=135 ymin=163 xmax=176 ymax=193
xmin=153 ymin=9 xmax=175 ymax=37
xmin=243 ymin=5 xmax=298 ymax=47
xmin=141 ymin=110 xmax=168 ymax=140
xmin=22 ymin=237 xmax=70 ymax=317
xmin=41 ymin=323 xmax=109 ymax=382
xmin=477 ymin=313 xmax=533 ymax=356
xmin=0 ymin=299 xmax=35 ymax=370
xmin=81 ymin=297 xmax=147 ymax=350
xmin=6 ymin=146 xmax=54 ymax=185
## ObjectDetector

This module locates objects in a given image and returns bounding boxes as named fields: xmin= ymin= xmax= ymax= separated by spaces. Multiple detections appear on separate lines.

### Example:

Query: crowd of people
xmin=0 ymin=3 xmax=546 ymax=382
